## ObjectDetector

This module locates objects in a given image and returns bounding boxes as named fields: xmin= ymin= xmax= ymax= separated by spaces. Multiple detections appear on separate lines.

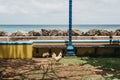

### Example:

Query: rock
xmin=41 ymin=29 xmax=68 ymax=36
xmin=98 ymin=30 xmax=111 ymax=36
xmin=84 ymin=29 xmax=113 ymax=36
xmin=109 ymin=31 xmax=115 ymax=36
xmin=58 ymin=30 xmax=68 ymax=36
xmin=41 ymin=29 xmax=50 ymax=36
xmin=0 ymin=31 xmax=8 ymax=36
xmin=49 ymin=29 xmax=68 ymax=36
xmin=49 ymin=29 xmax=59 ymax=36
xmin=114 ymin=29 xmax=120 ymax=36
xmin=72 ymin=29 xmax=84 ymax=36
xmin=61 ymin=30 xmax=69 ymax=36
xmin=28 ymin=30 xmax=41 ymax=36
xmin=57 ymin=30 xmax=64 ymax=36
xmin=85 ymin=29 xmax=99 ymax=36
xmin=10 ymin=31 xmax=26 ymax=36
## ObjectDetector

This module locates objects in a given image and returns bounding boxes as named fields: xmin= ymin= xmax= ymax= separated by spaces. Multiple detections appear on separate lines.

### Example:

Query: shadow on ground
xmin=80 ymin=57 xmax=120 ymax=79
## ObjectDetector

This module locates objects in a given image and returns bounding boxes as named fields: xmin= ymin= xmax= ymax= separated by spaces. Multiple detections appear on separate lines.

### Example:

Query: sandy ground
xmin=0 ymin=58 xmax=119 ymax=80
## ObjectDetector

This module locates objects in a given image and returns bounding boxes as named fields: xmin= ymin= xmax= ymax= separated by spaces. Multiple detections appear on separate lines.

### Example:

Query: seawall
xmin=0 ymin=36 xmax=120 ymax=41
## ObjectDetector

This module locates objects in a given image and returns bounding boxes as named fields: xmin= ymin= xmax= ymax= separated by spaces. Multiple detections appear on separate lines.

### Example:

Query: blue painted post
xmin=66 ymin=0 xmax=75 ymax=56
xmin=69 ymin=0 xmax=72 ymax=44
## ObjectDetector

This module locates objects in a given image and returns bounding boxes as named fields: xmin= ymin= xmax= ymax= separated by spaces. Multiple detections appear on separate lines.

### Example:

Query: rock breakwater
xmin=0 ymin=29 xmax=120 ymax=36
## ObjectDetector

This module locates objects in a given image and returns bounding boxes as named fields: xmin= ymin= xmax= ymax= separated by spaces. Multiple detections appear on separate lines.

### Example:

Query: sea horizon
xmin=0 ymin=24 xmax=120 ymax=34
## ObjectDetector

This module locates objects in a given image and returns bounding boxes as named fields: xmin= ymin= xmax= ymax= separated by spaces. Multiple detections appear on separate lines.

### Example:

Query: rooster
xmin=52 ymin=52 xmax=62 ymax=62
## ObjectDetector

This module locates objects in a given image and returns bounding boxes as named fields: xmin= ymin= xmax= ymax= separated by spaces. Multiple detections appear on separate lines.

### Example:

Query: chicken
xmin=52 ymin=52 xmax=62 ymax=62
xmin=42 ymin=52 xmax=49 ymax=58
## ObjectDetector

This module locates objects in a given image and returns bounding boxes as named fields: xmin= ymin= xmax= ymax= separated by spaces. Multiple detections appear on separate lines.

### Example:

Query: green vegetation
xmin=60 ymin=57 xmax=120 ymax=79
xmin=80 ymin=57 xmax=120 ymax=71
xmin=60 ymin=57 xmax=87 ymax=65
xmin=61 ymin=57 xmax=120 ymax=71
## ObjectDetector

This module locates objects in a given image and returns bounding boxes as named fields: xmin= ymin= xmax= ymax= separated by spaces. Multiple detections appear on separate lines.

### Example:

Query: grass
xmin=60 ymin=57 xmax=120 ymax=79
xmin=60 ymin=57 xmax=87 ymax=65
xmin=81 ymin=57 xmax=120 ymax=71
xmin=61 ymin=57 xmax=120 ymax=71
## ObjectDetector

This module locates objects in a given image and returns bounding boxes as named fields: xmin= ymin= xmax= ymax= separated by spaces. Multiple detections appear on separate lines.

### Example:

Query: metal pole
xmin=66 ymin=0 xmax=75 ymax=56
xmin=69 ymin=0 xmax=72 ymax=44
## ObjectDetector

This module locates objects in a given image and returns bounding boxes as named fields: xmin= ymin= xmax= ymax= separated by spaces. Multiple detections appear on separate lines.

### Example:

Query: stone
xmin=41 ymin=29 xmax=50 ymax=36
xmin=72 ymin=29 xmax=84 ymax=36
xmin=85 ymin=29 xmax=99 ymax=36
xmin=114 ymin=29 xmax=120 ymax=36
xmin=28 ymin=30 xmax=41 ymax=36
xmin=0 ymin=31 xmax=8 ymax=36
xmin=10 ymin=31 xmax=26 ymax=36
xmin=98 ymin=30 xmax=110 ymax=36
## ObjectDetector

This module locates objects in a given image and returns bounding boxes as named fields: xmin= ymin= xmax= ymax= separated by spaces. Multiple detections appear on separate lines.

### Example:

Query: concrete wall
xmin=76 ymin=47 xmax=120 ymax=57
xmin=33 ymin=47 xmax=120 ymax=57
xmin=1 ymin=36 xmax=120 ymax=41
xmin=0 ymin=43 xmax=32 ymax=58
xmin=33 ymin=48 xmax=49 ymax=57
xmin=76 ymin=47 xmax=95 ymax=56
xmin=0 ymin=40 xmax=120 ymax=58
xmin=33 ymin=48 xmax=65 ymax=57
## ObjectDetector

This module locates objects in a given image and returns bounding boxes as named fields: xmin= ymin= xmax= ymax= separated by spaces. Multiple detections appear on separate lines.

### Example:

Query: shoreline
xmin=0 ymin=28 xmax=120 ymax=36
xmin=0 ymin=36 xmax=120 ymax=41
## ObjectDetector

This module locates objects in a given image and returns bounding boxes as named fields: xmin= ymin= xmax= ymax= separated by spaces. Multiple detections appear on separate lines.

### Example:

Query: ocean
xmin=0 ymin=25 xmax=120 ymax=34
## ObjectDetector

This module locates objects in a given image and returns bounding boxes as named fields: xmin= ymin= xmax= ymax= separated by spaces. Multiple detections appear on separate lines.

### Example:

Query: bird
xmin=52 ymin=52 xmax=62 ymax=62
xmin=42 ymin=52 xmax=49 ymax=58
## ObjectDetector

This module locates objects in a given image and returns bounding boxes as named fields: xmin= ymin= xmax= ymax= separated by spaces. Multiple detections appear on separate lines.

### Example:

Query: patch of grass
xmin=96 ymin=77 xmax=111 ymax=80
xmin=0 ymin=67 xmax=5 ymax=72
xmin=81 ymin=57 xmax=120 ymax=71
xmin=60 ymin=57 xmax=87 ymax=65
xmin=81 ymin=77 xmax=92 ymax=80
xmin=105 ymin=74 xmax=120 ymax=79
xmin=97 ymin=74 xmax=120 ymax=80
xmin=60 ymin=57 xmax=120 ymax=79
xmin=60 ymin=57 xmax=120 ymax=71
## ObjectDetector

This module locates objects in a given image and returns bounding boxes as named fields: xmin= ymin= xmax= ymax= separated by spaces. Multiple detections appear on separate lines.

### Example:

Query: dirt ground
xmin=0 ymin=58 xmax=119 ymax=80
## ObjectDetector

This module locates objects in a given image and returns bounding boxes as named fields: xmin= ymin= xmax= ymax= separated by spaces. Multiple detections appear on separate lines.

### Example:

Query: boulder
xmin=41 ymin=29 xmax=68 ymax=36
xmin=114 ymin=29 xmax=120 ymax=36
xmin=10 ymin=31 xmax=26 ymax=36
xmin=28 ymin=30 xmax=41 ymax=36
xmin=62 ymin=30 xmax=68 ymax=36
xmin=72 ymin=29 xmax=84 ymax=36
xmin=49 ymin=29 xmax=68 ymax=36
xmin=41 ymin=29 xmax=50 ymax=36
xmin=58 ymin=30 xmax=68 ymax=36
xmin=49 ymin=29 xmax=59 ymax=36
xmin=98 ymin=30 xmax=111 ymax=36
xmin=109 ymin=31 xmax=115 ymax=36
xmin=85 ymin=29 xmax=99 ymax=36
xmin=0 ymin=31 xmax=8 ymax=36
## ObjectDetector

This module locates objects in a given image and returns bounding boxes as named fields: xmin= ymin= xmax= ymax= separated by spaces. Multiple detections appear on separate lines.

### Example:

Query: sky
xmin=0 ymin=0 xmax=120 ymax=24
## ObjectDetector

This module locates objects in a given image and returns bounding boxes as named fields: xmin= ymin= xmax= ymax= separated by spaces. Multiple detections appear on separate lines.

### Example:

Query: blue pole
xmin=66 ymin=0 xmax=75 ymax=56
xmin=69 ymin=0 xmax=72 ymax=44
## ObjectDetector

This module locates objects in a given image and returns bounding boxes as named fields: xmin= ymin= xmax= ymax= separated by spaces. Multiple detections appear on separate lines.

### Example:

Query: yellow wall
xmin=0 ymin=45 xmax=32 ymax=58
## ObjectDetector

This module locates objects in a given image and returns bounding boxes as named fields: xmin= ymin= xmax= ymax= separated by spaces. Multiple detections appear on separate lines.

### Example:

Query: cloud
xmin=0 ymin=0 xmax=120 ymax=24
xmin=73 ymin=0 xmax=120 ymax=24
xmin=0 ymin=0 xmax=68 ymax=14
